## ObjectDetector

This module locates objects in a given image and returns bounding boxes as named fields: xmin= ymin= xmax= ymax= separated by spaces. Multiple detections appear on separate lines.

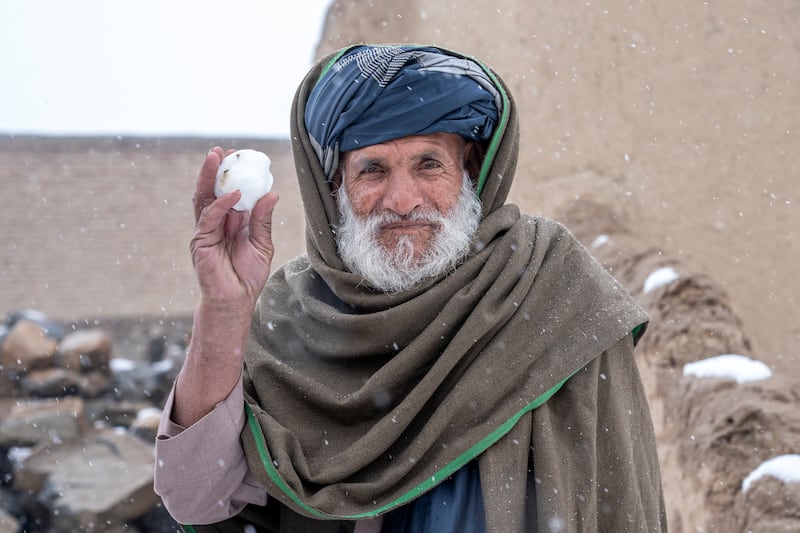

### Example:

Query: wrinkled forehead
xmin=342 ymin=133 xmax=466 ymax=163
xmin=335 ymin=132 xmax=467 ymax=186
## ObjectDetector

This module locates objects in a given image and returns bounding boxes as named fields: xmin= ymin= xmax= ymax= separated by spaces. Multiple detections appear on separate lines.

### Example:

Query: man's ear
xmin=331 ymin=162 xmax=344 ymax=194
xmin=464 ymin=141 xmax=485 ymax=184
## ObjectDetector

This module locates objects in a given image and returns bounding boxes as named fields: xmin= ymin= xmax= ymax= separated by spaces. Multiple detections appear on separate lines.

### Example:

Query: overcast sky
xmin=0 ymin=0 xmax=331 ymax=138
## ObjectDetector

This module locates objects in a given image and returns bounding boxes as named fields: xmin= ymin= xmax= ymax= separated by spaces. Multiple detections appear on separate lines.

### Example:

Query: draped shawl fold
xmin=199 ymin=45 xmax=665 ymax=532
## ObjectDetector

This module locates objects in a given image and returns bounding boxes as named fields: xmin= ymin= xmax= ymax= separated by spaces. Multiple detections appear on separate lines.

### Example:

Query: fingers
xmin=223 ymin=205 xmax=248 ymax=237
xmin=193 ymin=147 xmax=224 ymax=223
xmin=248 ymin=191 xmax=280 ymax=261
xmin=194 ymin=190 xmax=242 ymax=241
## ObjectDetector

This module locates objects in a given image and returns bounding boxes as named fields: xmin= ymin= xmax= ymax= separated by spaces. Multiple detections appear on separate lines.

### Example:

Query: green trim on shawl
xmin=180 ymin=525 xmax=197 ymax=532
xmin=243 ymin=372 xmax=572 ymax=521
xmin=474 ymin=63 xmax=510 ymax=195
xmin=632 ymin=322 xmax=646 ymax=343
xmin=317 ymin=48 xmax=350 ymax=81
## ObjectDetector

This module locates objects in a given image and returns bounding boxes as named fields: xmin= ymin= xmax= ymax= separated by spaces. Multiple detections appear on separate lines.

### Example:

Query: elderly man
xmin=155 ymin=44 xmax=666 ymax=532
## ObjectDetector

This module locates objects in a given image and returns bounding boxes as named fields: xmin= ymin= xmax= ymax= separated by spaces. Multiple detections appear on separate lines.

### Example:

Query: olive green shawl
xmin=193 ymin=45 xmax=665 ymax=532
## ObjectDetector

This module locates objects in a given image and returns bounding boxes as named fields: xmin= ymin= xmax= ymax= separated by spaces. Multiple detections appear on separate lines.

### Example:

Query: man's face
xmin=334 ymin=132 xmax=482 ymax=293
xmin=339 ymin=132 xmax=466 ymax=262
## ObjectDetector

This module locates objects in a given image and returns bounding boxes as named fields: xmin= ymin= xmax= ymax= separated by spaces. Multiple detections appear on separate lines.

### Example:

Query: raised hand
xmin=190 ymin=146 xmax=279 ymax=309
xmin=173 ymin=146 xmax=279 ymax=427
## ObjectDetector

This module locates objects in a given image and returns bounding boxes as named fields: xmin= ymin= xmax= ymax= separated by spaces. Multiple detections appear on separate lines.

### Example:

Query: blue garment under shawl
xmin=381 ymin=460 xmax=487 ymax=533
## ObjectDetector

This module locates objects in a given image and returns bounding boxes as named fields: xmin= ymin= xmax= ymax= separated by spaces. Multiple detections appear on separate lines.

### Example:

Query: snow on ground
xmin=742 ymin=454 xmax=800 ymax=492
xmin=682 ymin=354 xmax=772 ymax=384
xmin=643 ymin=266 xmax=680 ymax=293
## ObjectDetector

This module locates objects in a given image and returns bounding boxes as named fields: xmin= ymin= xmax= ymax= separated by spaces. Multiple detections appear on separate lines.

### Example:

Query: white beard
xmin=335 ymin=171 xmax=482 ymax=293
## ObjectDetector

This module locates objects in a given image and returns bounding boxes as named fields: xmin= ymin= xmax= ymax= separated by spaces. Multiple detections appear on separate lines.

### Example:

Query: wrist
xmin=188 ymin=303 xmax=251 ymax=359
xmin=197 ymin=291 xmax=255 ymax=316
xmin=172 ymin=303 xmax=250 ymax=427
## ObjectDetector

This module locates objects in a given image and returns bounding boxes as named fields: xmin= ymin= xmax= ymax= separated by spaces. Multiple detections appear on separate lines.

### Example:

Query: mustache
xmin=334 ymin=169 xmax=481 ymax=293
xmin=365 ymin=208 xmax=446 ymax=229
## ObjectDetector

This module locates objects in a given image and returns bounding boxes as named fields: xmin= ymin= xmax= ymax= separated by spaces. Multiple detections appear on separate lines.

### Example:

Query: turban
xmin=304 ymin=45 xmax=501 ymax=180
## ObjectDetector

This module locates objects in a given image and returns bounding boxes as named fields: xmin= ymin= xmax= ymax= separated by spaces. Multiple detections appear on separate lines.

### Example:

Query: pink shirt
xmin=154 ymin=378 xmax=383 ymax=532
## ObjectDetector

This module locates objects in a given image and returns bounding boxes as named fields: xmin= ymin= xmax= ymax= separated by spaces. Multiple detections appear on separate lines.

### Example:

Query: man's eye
xmin=419 ymin=160 xmax=442 ymax=173
xmin=357 ymin=164 xmax=383 ymax=177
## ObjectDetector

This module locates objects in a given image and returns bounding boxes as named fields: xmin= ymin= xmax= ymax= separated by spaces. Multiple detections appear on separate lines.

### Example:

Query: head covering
xmin=304 ymin=45 xmax=501 ymax=181
xmin=292 ymin=45 xmax=515 ymax=274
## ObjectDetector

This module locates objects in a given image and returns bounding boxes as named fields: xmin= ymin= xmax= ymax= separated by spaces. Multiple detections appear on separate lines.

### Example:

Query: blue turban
xmin=304 ymin=45 xmax=501 ymax=180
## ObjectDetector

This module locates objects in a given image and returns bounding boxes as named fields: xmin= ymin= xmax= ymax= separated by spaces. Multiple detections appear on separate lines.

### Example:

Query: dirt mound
xmin=548 ymin=172 xmax=800 ymax=530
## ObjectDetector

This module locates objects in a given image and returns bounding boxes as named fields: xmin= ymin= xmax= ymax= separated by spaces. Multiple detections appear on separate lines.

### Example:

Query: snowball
xmin=215 ymin=149 xmax=273 ymax=211
xmin=682 ymin=354 xmax=772 ymax=384
xmin=742 ymin=454 xmax=800 ymax=492
xmin=643 ymin=266 xmax=680 ymax=293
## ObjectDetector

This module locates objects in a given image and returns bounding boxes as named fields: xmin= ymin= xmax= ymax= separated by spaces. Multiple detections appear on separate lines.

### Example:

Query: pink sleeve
xmin=153 ymin=376 xmax=385 ymax=531
xmin=153 ymin=377 xmax=268 ymax=525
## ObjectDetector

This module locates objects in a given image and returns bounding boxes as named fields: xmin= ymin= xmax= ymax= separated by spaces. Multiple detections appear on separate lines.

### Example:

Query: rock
xmin=0 ymin=320 xmax=58 ymax=373
xmin=17 ymin=367 xmax=110 ymax=399
xmin=14 ymin=427 xmax=159 ymax=531
xmin=20 ymin=367 xmax=84 ymax=397
xmin=0 ymin=449 xmax=12 ymax=486
xmin=84 ymin=399 xmax=157 ymax=428
xmin=0 ymin=312 xmax=187 ymax=527
xmin=0 ymin=371 xmax=14 ymax=398
xmin=7 ymin=309 xmax=65 ymax=342
xmin=130 ymin=407 xmax=162 ymax=442
xmin=0 ymin=400 xmax=12 ymax=427
xmin=80 ymin=369 xmax=113 ymax=398
xmin=110 ymin=357 xmax=176 ymax=405
xmin=56 ymin=328 xmax=113 ymax=373
xmin=0 ymin=506 xmax=19 ymax=533
xmin=0 ymin=397 xmax=85 ymax=447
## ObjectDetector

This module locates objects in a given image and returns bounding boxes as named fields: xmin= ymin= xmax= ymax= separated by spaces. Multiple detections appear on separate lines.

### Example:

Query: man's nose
xmin=382 ymin=171 xmax=423 ymax=216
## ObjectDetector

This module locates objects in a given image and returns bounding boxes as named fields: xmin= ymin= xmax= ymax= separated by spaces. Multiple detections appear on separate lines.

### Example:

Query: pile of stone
xmin=0 ymin=310 xmax=185 ymax=532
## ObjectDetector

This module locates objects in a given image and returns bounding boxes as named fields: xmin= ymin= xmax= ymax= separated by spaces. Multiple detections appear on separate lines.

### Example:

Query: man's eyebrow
xmin=346 ymin=147 xmax=451 ymax=171
xmin=411 ymin=150 xmax=436 ymax=161
xmin=410 ymin=149 xmax=449 ymax=163
xmin=349 ymin=156 xmax=385 ymax=172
